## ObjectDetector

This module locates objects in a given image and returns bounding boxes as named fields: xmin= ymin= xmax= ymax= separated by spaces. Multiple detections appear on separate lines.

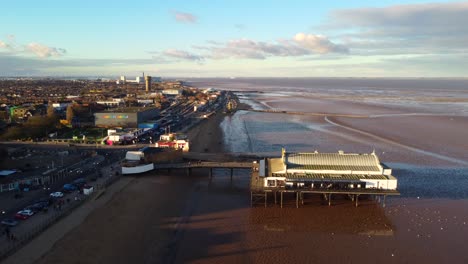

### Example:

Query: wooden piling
xmin=280 ymin=191 xmax=283 ymax=208
xmin=208 ymin=168 xmax=212 ymax=185
xmin=230 ymin=168 xmax=233 ymax=185
xmin=296 ymin=192 xmax=299 ymax=208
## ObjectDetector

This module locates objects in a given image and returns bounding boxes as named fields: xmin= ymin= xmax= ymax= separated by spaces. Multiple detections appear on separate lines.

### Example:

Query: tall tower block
xmin=145 ymin=76 xmax=152 ymax=92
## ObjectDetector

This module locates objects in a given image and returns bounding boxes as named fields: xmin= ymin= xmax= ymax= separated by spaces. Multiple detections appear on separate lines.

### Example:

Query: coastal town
xmin=0 ymin=75 xmax=406 ymax=263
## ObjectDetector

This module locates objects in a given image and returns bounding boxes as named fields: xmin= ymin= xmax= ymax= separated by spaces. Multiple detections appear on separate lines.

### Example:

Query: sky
xmin=1 ymin=0 xmax=467 ymax=77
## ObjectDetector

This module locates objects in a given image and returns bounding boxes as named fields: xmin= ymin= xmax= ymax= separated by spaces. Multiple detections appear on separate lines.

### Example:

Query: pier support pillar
xmin=296 ymin=192 xmax=300 ymax=208
xmin=230 ymin=168 xmax=233 ymax=185
xmin=250 ymin=192 xmax=253 ymax=207
xmin=355 ymin=194 xmax=360 ymax=207
xmin=274 ymin=191 xmax=277 ymax=204
xmin=265 ymin=192 xmax=267 ymax=208
xmin=383 ymin=195 xmax=387 ymax=208
xmin=280 ymin=192 xmax=283 ymax=208
xmin=328 ymin=193 xmax=332 ymax=206
xmin=301 ymin=192 xmax=304 ymax=205
xmin=208 ymin=168 xmax=213 ymax=185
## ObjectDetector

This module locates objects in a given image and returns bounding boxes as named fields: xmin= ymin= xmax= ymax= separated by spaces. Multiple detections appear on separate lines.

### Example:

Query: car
xmin=35 ymin=198 xmax=53 ymax=206
xmin=50 ymin=191 xmax=64 ymax=198
xmin=26 ymin=201 xmax=49 ymax=212
xmin=1 ymin=218 xmax=19 ymax=227
xmin=72 ymin=178 xmax=87 ymax=187
xmin=62 ymin=183 xmax=78 ymax=193
xmin=14 ymin=209 xmax=34 ymax=220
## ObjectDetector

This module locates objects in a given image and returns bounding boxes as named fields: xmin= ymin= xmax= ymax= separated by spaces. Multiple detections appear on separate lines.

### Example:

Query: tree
xmin=47 ymin=104 xmax=56 ymax=119
xmin=66 ymin=105 xmax=75 ymax=123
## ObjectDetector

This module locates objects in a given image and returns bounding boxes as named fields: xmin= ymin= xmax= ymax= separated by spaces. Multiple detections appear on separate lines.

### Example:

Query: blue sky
xmin=1 ymin=0 xmax=467 ymax=77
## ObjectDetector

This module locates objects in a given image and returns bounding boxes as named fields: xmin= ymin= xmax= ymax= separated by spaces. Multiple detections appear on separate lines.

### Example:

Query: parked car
xmin=62 ymin=183 xmax=78 ymax=193
xmin=26 ymin=201 xmax=49 ymax=212
xmin=72 ymin=178 xmax=87 ymax=187
xmin=14 ymin=209 xmax=34 ymax=220
xmin=50 ymin=191 xmax=64 ymax=198
xmin=1 ymin=218 xmax=19 ymax=226
xmin=35 ymin=198 xmax=54 ymax=206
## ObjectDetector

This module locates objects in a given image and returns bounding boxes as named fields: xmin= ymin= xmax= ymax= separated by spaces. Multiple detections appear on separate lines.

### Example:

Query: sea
xmin=188 ymin=78 xmax=468 ymax=200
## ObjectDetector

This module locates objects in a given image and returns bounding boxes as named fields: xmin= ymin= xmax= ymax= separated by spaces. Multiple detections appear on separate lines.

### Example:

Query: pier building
xmin=263 ymin=148 xmax=397 ymax=190
xmin=251 ymin=148 xmax=399 ymax=207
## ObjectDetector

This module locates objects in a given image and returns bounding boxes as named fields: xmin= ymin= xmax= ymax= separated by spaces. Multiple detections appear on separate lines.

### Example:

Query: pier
xmin=127 ymin=149 xmax=401 ymax=209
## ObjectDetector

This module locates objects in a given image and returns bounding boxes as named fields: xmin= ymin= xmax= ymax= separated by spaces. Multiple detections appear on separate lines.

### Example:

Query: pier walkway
xmin=153 ymin=161 xmax=253 ymax=184
xmin=153 ymin=161 xmax=253 ymax=170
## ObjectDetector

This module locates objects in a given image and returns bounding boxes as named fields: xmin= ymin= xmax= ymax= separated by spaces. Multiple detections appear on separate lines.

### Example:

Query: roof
xmin=276 ymin=173 xmax=388 ymax=181
xmin=269 ymin=158 xmax=285 ymax=174
xmin=285 ymin=152 xmax=381 ymax=172
xmin=0 ymin=170 xmax=16 ymax=177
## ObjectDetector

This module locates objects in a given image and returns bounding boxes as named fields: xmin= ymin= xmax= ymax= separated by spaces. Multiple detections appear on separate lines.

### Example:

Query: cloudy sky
xmin=1 ymin=0 xmax=467 ymax=77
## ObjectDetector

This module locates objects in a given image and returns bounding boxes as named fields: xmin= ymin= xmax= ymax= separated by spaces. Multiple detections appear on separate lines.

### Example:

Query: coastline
xmin=186 ymin=113 xmax=226 ymax=153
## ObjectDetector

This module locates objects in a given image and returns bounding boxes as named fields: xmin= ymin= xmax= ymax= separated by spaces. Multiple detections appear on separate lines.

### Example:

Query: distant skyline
xmin=1 ymin=0 xmax=467 ymax=77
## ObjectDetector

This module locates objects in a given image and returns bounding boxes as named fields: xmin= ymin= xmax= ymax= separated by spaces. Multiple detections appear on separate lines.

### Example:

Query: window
xmin=267 ymin=180 xmax=276 ymax=187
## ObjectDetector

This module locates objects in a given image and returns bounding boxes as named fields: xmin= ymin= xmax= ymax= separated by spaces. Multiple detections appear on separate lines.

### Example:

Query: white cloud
xmin=200 ymin=34 xmax=347 ymax=60
xmin=25 ymin=42 xmax=66 ymax=58
xmin=172 ymin=11 xmax=197 ymax=24
xmin=163 ymin=49 xmax=203 ymax=61
xmin=165 ymin=33 xmax=346 ymax=62
xmin=294 ymin=33 xmax=348 ymax=54
xmin=325 ymin=2 xmax=468 ymax=55
xmin=207 ymin=38 xmax=306 ymax=59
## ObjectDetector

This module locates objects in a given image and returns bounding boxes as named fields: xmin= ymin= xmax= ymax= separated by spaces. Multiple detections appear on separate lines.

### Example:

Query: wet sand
xmin=175 ymin=177 xmax=468 ymax=264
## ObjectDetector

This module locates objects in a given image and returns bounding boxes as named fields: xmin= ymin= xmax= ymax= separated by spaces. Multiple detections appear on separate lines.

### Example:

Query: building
xmin=262 ymin=149 xmax=397 ymax=190
xmin=155 ymin=133 xmax=190 ymax=152
xmin=162 ymin=89 xmax=181 ymax=96
xmin=106 ymin=128 xmax=147 ymax=144
xmin=94 ymin=107 xmax=158 ymax=128
xmin=116 ymin=75 xmax=144 ymax=84
xmin=145 ymin=76 xmax=152 ymax=92
xmin=122 ymin=147 xmax=183 ymax=174
xmin=10 ymin=106 xmax=34 ymax=119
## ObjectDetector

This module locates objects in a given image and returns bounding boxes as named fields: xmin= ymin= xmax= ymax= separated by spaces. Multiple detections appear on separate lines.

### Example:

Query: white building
xmin=162 ymin=89 xmax=181 ymax=95
xmin=263 ymin=149 xmax=397 ymax=190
